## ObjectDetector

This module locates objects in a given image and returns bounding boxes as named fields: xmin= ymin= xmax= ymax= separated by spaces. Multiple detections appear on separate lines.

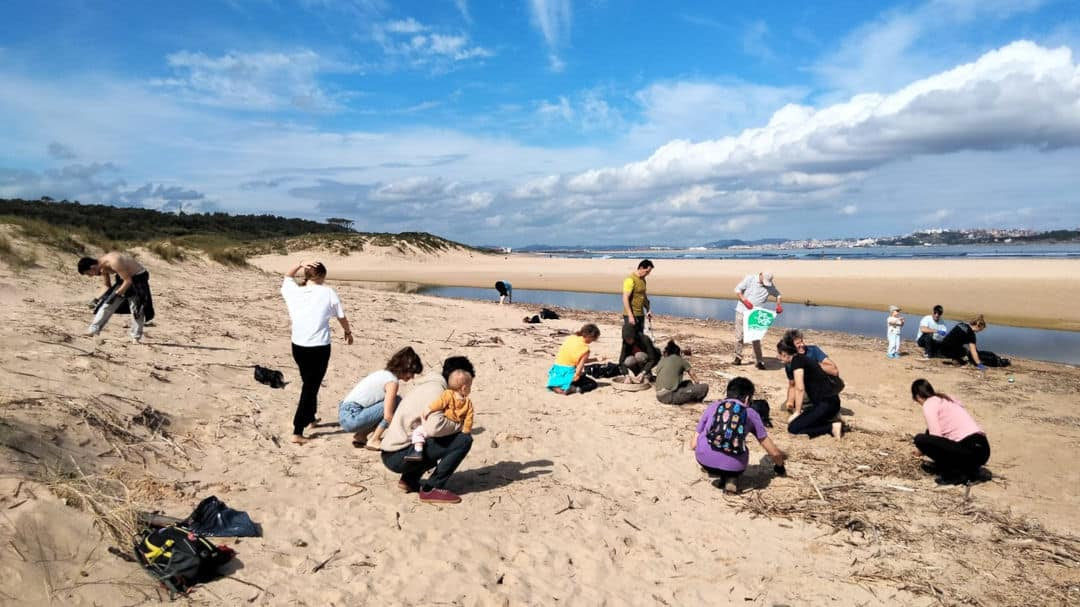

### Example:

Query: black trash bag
xmin=183 ymin=496 xmax=261 ymax=537
xmin=977 ymin=350 xmax=1011 ymax=367
xmin=750 ymin=399 xmax=772 ymax=428
xmin=524 ymin=315 xmax=541 ymax=324
xmin=585 ymin=362 xmax=623 ymax=379
xmin=540 ymin=308 xmax=560 ymax=319
xmin=254 ymin=365 xmax=285 ymax=389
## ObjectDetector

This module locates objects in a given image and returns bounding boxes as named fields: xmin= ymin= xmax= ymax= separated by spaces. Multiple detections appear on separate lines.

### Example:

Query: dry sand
xmin=1 ymin=236 xmax=1079 ymax=606
xmin=250 ymin=250 xmax=1080 ymax=331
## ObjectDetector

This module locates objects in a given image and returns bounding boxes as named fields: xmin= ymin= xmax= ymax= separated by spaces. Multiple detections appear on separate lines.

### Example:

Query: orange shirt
xmin=429 ymin=389 xmax=474 ymax=433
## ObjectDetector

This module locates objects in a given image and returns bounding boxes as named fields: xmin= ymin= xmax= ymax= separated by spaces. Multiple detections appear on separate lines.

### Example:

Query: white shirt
xmin=343 ymin=370 xmax=396 ymax=406
xmin=281 ymin=278 xmax=345 ymax=347
xmin=918 ymin=315 xmax=948 ymax=341
xmin=733 ymin=274 xmax=781 ymax=312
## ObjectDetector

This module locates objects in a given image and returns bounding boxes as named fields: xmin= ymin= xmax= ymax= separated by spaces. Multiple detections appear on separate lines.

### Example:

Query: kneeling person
xmin=654 ymin=340 xmax=709 ymax=404
xmin=694 ymin=377 xmax=785 ymax=494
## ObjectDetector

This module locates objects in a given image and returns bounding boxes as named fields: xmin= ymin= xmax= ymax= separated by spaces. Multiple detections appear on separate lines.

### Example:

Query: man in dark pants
xmin=916 ymin=305 xmax=948 ymax=358
xmin=380 ymin=356 xmax=476 ymax=504
xmin=621 ymin=259 xmax=653 ymax=336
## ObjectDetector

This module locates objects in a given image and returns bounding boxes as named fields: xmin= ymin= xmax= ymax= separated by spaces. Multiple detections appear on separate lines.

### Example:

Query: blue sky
xmin=2 ymin=0 xmax=1080 ymax=246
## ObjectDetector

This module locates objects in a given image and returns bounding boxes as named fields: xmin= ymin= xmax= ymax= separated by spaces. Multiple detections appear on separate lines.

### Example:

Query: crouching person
xmin=654 ymin=340 xmax=708 ymax=404
xmin=693 ymin=377 xmax=785 ymax=494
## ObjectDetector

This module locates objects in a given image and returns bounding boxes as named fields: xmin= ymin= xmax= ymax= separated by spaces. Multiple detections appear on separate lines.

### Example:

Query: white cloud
xmin=566 ymin=42 xmax=1080 ymax=199
xmin=537 ymin=96 xmax=573 ymax=121
xmin=153 ymin=49 xmax=355 ymax=111
xmin=814 ymin=0 xmax=1047 ymax=94
xmin=741 ymin=20 xmax=774 ymax=62
xmin=385 ymin=18 xmax=425 ymax=33
xmin=840 ymin=204 xmax=858 ymax=215
xmin=529 ymin=0 xmax=571 ymax=71
xmin=374 ymin=19 xmax=493 ymax=69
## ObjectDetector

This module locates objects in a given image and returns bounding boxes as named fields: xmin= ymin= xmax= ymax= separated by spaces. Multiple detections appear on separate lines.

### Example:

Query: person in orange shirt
xmin=405 ymin=369 xmax=475 ymax=462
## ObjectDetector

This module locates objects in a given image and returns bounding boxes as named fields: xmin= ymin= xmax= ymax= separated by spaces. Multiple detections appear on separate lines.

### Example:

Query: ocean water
xmin=541 ymin=243 xmax=1080 ymax=260
xmin=415 ymin=285 xmax=1080 ymax=366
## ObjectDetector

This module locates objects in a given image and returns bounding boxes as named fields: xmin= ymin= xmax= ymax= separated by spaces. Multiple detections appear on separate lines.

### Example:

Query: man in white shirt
xmin=733 ymin=272 xmax=782 ymax=370
xmin=916 ymin=305 xmax=948 ymax=359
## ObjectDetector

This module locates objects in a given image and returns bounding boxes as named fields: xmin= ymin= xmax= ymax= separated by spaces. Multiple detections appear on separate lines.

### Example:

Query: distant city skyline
xmin=2 ymin=1 xmax=1080 ymax=246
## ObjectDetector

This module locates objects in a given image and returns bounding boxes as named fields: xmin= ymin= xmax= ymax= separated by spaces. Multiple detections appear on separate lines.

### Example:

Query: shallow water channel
xmin=409 ymin=285 xmax=1080 ymax=366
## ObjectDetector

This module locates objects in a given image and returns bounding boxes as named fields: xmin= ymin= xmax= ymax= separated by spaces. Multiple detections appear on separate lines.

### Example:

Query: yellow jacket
xmin=429 ymin=389 xmax=474 ymax=433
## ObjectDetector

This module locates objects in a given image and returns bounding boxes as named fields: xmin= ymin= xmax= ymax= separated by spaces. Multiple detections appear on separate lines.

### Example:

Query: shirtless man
xmin=78 ymin=252 xmax=155 ymax=343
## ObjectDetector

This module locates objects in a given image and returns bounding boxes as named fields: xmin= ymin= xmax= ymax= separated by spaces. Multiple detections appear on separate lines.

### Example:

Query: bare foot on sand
xmin=831 ymin=421 xmax=843 ymax=439
xmin=290 ymin=434 xmax=309 ymax=445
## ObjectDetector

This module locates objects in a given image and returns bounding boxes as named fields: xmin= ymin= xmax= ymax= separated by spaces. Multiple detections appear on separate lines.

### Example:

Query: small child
xmin=887 ymin=305 xmax=905 ymax=359
xmin=404 ymin=369 xmax=474 ymax=462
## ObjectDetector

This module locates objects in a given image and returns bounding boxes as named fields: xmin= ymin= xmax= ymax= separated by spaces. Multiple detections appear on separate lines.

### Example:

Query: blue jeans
xmin=339 ymin=395 xmax=399 ymax=433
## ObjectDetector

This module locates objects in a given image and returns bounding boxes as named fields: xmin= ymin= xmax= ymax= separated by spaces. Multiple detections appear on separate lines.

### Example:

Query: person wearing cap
xmin=916 ymin=305 xmax=948 ymax=358
xmin=733 ymin=272 xmax=782 ymax=370
xmin=281 ymin=260 xmax=353 ymax=445
xmin=618 ymin=323 xmax=660 ymax=383
xmin=622 ymin=260 xmax=654 ymax=337
xmin=886 ymin=305 xmax=905 ymax=359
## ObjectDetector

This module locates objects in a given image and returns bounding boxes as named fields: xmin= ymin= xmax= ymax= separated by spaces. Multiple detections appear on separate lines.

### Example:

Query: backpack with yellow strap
xmin=133 ymin=525 xmax=234 ymax=598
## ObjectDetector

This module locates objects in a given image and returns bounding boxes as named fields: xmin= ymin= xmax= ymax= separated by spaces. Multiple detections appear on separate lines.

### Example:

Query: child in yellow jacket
xmin=404 ymin=369 xmax=474 ymax=461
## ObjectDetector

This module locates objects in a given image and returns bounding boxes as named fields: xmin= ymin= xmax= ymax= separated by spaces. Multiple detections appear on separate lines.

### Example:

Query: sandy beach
xmin=251 ymin=251 xmax=1080 ymax=331
xmin=2 ymin=235 xmax=1079 ymax=606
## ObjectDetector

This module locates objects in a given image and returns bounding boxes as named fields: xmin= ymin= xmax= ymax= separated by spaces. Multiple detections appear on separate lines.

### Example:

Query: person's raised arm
xmin=758 ymin=436 xmax=785 ymax=467
xmin=285 ymin=260 xmax=306 ymax=278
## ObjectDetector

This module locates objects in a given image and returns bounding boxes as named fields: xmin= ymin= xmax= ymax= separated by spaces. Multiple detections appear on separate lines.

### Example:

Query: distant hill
xmin=700 ymin=238 xmax=789 ymax=248
xmin=0 ymin=198 xmax=479 ymax=265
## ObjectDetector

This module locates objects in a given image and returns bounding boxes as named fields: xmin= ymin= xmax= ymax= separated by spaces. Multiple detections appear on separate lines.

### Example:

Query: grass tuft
xmin=146 ymin=241 xmax=185 ymax=262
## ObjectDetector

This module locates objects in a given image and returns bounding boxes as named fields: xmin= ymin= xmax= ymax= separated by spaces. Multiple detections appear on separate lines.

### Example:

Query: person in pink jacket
xmin=911 ymin=378 xmax=990 ymax=485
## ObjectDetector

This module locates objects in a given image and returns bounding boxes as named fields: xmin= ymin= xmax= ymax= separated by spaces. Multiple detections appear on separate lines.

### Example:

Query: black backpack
xmin=977 ymin=350 xmax=1011 ymax=367
xmin=750 ymin=399 xmax=772 ymax=428
xmin=540 ymin=308 xmax=560 ymax=320
xmin=133 ymin=525 xmax=234 ymax=598
xmin=254 ymin=365 xmax=285 ymax=389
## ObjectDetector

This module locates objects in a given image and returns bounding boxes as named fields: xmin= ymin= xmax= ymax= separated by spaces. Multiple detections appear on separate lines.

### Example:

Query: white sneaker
xmin=831 ymin=421 xmax=843 ymax=438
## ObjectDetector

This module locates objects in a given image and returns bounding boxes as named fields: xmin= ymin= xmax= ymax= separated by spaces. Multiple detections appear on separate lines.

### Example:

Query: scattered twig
xmin=7 ymin=499 xmax=28 ymax=510
xmin=311 ymin=549 xmax=340 ymax=573
xmin=622 ymin=518 xmax=641 ymax=532
xmin=809 ymin=475 xmax=827 ymax=502
xmin=554 ymin=495 xmax=577 ymax=515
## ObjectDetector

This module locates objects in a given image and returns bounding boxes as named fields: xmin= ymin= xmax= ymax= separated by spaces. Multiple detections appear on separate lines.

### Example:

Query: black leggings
xmin=914 ymin=432 xmax=990 ymax=479
xmin=291 ymin=343 xmax=331 ymax=436
xmin=787 ymin=394 xmax=841 ymax=438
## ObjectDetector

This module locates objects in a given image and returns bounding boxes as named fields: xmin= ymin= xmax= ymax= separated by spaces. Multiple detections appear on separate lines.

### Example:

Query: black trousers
xmin=914 ymin=432 xmax=990 ymax=479
xmin=291 ymin=343 xmax=331 ymax=436
xmin=787 ymin=394 xmax=841 ymax=438
xmin=622 ymin=315 xmax=645 ymax=335
xmin=917 ymin=333 xmax=937 ymax=356
xmin=382 ymin=432 xmax=474 ymax=490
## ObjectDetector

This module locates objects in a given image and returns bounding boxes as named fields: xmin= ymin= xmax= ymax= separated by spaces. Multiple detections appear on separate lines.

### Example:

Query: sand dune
xmin=0 ymin=239 xmax=1078 ymax=606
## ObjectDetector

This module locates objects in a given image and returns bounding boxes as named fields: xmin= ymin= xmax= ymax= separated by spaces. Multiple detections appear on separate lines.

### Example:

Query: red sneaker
xmin=419 ymin=487 xmax=461 ymax=504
